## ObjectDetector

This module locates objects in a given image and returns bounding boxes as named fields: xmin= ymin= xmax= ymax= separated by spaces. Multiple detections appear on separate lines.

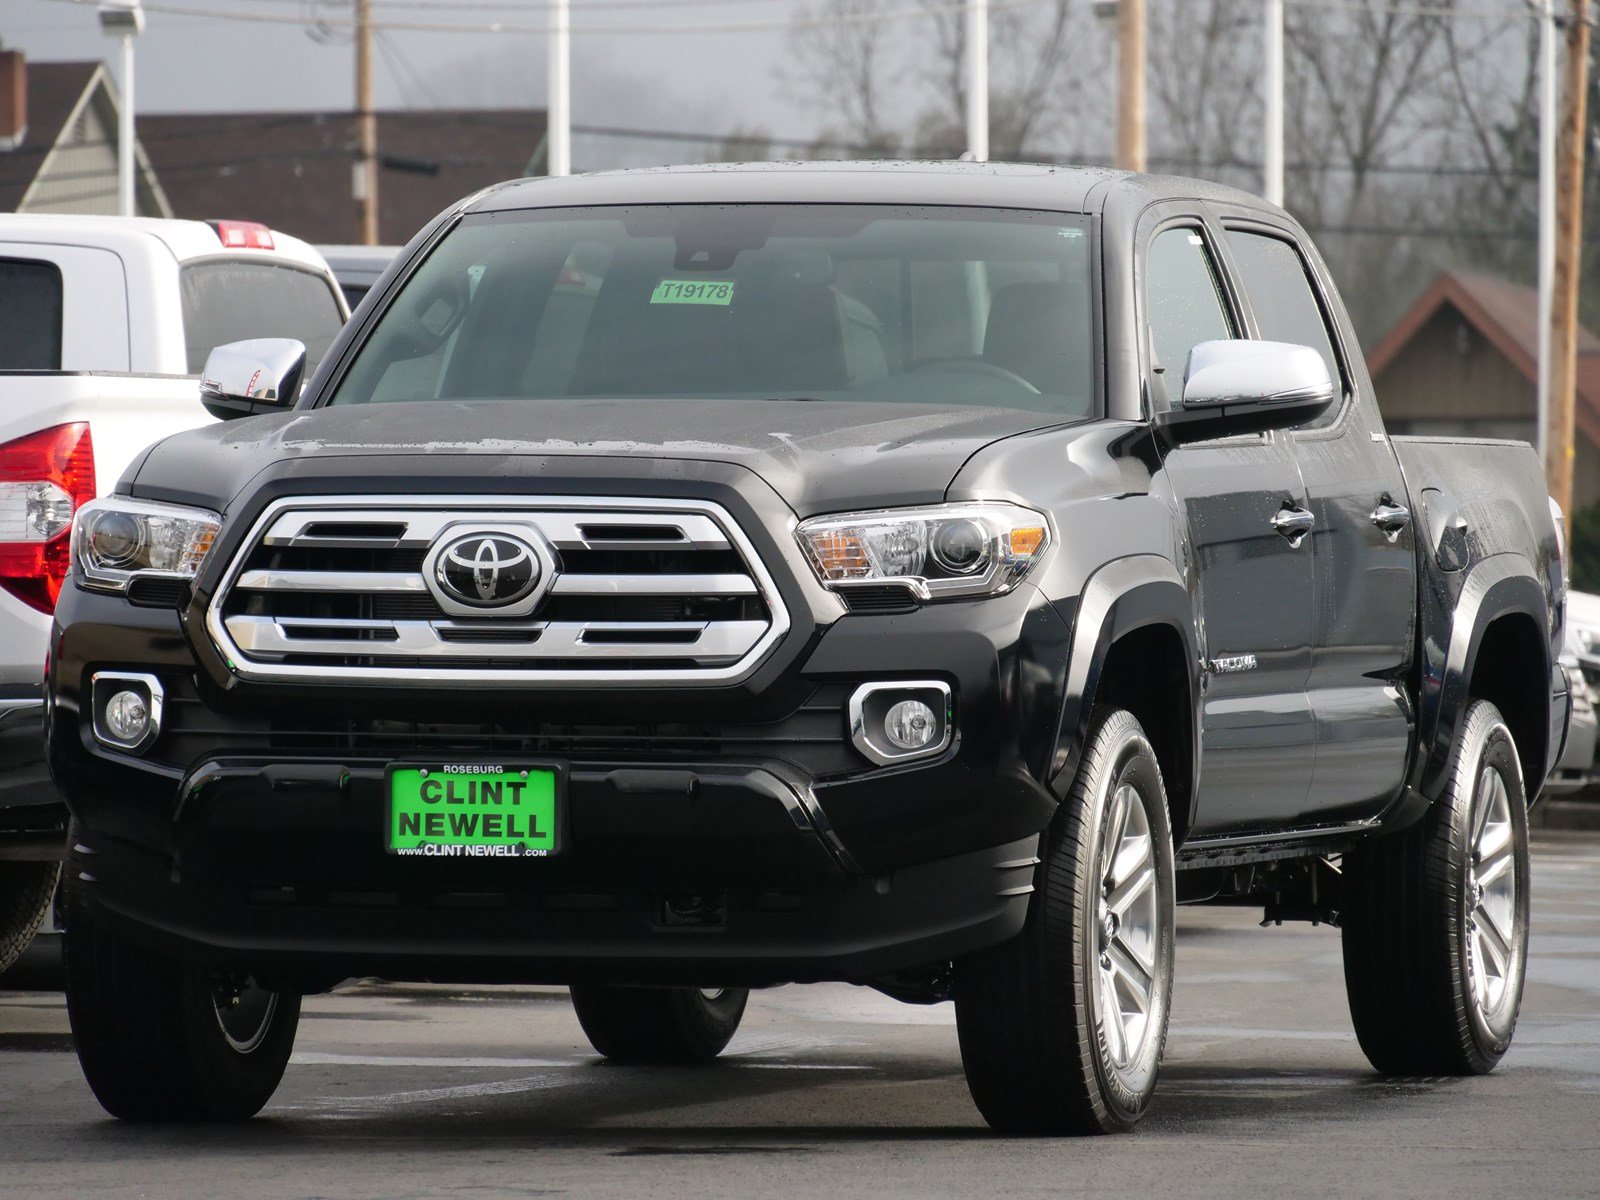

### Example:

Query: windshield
xmin=328 ymin=204 xmax=1095 ymax=417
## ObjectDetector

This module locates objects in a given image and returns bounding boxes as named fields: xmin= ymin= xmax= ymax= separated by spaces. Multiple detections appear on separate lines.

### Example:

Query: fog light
xmin=848 ymin=680 xmax=953 ymax=766
xmin=884 ymin=699 xmax=937 ymax=750
xmin=90 ymin=671 xmax=164 ymax=754
xmin=104 ymin=690 xmax=149 ymax=742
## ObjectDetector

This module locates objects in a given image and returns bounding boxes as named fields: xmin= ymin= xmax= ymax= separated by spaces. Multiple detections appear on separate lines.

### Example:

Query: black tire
xmin=0 ymin=861 xmax=58 ymax=976
xmin=1341 ymin=699 xmax=1531 ymax=1076
xmin=63 ymin=880 xmax=300 ymax=1121
xmin=954 ymin=707 xmax=1176 ymax=1135
xmin=569 ymin=985 xmax=749 ymax=1064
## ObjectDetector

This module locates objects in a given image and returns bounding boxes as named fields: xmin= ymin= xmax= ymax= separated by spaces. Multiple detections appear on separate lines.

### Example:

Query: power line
xmin=0 ymin=111 xmax=1561 ymax=183
xmin=1282 ymin=0 xmax=1528 ymax=16
xmin=33 ymin=0 xmax=1543 ymax=33
xmin=32 ymin=0 xmax=1059 ymax=36
xmin=566 ymin=120 xmax=1555 ymax=181
xmin=255 ymin=0 xmax=799 ymax=8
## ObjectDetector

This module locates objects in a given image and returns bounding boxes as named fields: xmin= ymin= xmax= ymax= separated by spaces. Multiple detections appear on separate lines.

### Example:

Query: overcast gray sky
xmin=2 ymin=0 xmax=817 ymax=169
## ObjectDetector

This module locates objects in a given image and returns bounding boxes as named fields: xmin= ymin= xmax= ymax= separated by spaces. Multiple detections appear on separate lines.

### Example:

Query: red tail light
xmin=0 ymin=423 xmax=96 ymax=613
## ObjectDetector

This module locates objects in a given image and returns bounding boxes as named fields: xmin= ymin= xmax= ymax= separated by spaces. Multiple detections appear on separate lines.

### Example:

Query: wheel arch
xmin=1049 ymin=555 xmax=1200 ymax=846
xmin=1414 ymin=554 xmax=1552 ymax=806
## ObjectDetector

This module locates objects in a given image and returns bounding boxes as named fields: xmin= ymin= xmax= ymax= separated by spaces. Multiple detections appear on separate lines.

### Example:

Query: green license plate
xmin=387 ymin=764 xmax=561 ymax=858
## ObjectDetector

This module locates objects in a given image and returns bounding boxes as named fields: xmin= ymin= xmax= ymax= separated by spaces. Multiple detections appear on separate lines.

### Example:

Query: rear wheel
xmin=569 ymin=985 xmax=749 ymax=1063
xmin=954 ymin=707 xmax=1175 ymax=1134
xmin=1341 ymin=699 xmax=1531 ymax=1075
xmin=64 ymin=880 xmax=300 ymax=1120
xmin=0 ymin=861 xmax=58 ymax=975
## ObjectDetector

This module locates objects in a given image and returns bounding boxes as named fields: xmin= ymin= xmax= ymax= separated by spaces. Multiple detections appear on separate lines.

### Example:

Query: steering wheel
xmin=911 ymin=357 xmax=1042 ymax=395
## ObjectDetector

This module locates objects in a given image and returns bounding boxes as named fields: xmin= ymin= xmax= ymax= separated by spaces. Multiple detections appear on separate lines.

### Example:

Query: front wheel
xmin=569 ymin=985 xmax=749 ymax=1064
xmin=955 ymin=707 xmax=1176 ymax=1135
xmin=64 ymin=880 xmax=300 ymax=1121
xmin=1341 ymin=699 xmax=1532 ymax=1075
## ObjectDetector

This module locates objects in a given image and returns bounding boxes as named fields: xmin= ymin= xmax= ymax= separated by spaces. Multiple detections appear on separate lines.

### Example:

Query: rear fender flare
xmin=1412 ymin=553 xmax=1549 ymax=802
xmin=1048 ymin=555 xmax=1200 ymax=830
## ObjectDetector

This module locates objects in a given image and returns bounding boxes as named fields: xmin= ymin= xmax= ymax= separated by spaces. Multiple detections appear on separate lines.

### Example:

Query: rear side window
xmin=1224 ymin=229 xmax=1346 ymax=417
xmin=1145 ymin=228 xmax=1233 ymax=388
xmin=0 ymin=258 xmax=63 ymax=370
xmin=180 ymin=260 xmax=345 ymax=376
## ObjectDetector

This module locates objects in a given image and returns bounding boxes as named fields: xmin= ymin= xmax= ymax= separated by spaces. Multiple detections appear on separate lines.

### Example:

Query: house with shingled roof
xmin=0 ymin=52 xmax=169 ymax=218
xmin=1368 ymin=270 xmax=1600 ymax=507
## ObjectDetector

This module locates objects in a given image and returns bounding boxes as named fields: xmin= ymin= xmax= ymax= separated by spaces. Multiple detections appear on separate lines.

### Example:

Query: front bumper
xmin=49 ymin=569 xmax=1070 ymax=985
xmin=68 ymin=811 xmax=1038 ymax=990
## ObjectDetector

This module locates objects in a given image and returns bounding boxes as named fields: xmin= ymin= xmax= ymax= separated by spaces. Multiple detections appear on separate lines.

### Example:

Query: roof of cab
xmin=469 ymin=160 xmax=1278 ymax=219
xmin=0 ymin=213 xmax=331 ymax=273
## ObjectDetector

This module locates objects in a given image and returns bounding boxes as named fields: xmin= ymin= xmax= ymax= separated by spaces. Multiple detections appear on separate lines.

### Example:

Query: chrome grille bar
xmin=225 ymin=616 xmax=768 ymax=662
xmin=232 ymin=569 xmax=759 ymax=597
xmin=259 ymin=509 xmax=731 ymax=551
xmin=235 ymin=569 xmax=429 ymax=593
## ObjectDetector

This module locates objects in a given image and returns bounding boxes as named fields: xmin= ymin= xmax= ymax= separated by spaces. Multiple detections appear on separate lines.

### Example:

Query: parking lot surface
xmin=2 ymin=833 xmax=1598 ymax=1199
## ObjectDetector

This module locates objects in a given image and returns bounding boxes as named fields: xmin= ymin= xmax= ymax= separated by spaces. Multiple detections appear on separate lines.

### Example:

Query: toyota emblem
xmin=434 ymin=533 xmax=541 ymax=608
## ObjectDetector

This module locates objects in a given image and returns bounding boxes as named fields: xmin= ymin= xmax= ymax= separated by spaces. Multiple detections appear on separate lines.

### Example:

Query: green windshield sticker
xmin=650 ymin=279 xmax=735 ymax=306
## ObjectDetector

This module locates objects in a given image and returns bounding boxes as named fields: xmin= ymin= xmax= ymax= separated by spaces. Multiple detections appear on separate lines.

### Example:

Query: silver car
xmin=1549 ymin=589 xmax=1600 ymax=794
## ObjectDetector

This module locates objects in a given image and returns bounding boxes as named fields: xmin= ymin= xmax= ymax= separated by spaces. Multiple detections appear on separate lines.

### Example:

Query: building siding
xmin=1374 ymin=303 xmax=1600 ymax=508
xmin=17 ymin=76 xmax=165 ymax=217
xmin=1374 ymin=305 xmax=1534 ymax=424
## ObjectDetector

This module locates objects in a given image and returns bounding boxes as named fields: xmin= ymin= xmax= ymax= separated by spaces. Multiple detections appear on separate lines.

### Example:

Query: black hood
xmin=128 ymin=399 xmax=1073 ymax=517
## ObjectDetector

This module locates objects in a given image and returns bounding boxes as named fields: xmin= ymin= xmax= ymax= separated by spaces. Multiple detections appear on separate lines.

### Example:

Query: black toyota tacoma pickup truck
xmin=48 ymin=162 xmax=1569 ymax=1133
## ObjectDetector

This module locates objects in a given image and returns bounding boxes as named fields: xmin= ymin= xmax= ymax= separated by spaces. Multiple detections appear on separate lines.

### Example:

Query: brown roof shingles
xmin=137 ymin=108 xmax=546 ymax=246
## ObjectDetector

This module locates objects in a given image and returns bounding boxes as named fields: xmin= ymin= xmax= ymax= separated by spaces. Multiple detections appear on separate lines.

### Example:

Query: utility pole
xmin=97 ymin=1 xmax=144 ymax=217
xmin=965 ymin=0 xmax=989 ymax=162
xmin=1548 ymin=0 xmax=1590 ymax=517
xmin=1263 ymin=0 xmax=1284 ymax=205
xmin=117 ymin=27 xmax=136 ymax=216
xmin=1537 ymin=0 xmax=1559 ymax=471
xmin=355 ymin=0 xmax=378 ymax=245
xmin=548 ymin=0 xmax=571 ymax=176
xmin=1116 ymin=0 xmax=1145 ymax=172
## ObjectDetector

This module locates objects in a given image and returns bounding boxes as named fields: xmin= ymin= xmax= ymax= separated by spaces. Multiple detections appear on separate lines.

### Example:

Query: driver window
xmin=1145 ymin=227 xmax=1233 ymax=404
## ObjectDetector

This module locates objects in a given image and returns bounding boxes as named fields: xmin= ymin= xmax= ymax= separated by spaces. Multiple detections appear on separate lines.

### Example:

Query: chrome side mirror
xmin=198 ymin=338 xmax=307 ymax=422
xmin=1155 ymin=339 xmax=1336 ymax=444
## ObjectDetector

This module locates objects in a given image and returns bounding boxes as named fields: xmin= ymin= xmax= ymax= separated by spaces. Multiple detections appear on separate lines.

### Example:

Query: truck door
xmin=1215 ymin=220 xmax=1417 ymax=824
xmin=1143 ymin=217 xmax=1317 ymax=836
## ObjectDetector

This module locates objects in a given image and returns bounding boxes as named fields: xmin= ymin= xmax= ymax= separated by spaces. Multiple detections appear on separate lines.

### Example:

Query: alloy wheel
xmin=1465 ymin=763 xmax=1520 ymax=1031
xmin=1094 ymin=781 xmax=1160 ymax=1072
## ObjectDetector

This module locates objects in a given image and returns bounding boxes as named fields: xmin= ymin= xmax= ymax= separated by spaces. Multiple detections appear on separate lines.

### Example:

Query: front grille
xmin=207 ymin=497 xmax=791 ymax=686
xmin=154 ymin=681 xmax=860 ymax=779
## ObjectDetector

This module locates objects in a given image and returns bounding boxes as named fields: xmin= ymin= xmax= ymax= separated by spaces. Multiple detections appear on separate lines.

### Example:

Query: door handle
xmin=1272 ymin=506 xmax=1316 ymax=546
xmin=1370 ymin=501 xmax=1411 ymax=541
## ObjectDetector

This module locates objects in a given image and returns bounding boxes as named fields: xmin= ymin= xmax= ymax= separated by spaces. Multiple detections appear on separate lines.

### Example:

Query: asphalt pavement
xmin=3 ymin=834 xmax=1599 ymax=1199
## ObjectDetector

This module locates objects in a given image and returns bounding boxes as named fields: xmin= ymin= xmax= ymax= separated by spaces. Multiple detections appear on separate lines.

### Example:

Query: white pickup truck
xmin=0 ymin=214 xmax=347 ymax=972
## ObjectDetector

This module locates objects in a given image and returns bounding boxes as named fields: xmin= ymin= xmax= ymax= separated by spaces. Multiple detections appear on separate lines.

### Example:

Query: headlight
xmin=71 ymin=498 xmax=221 ymax=593
xmin=796 ymin=502 xmax=1050 ymax=600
